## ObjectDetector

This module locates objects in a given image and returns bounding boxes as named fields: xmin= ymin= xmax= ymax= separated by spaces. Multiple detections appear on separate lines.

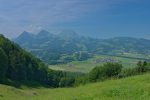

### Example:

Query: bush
xmin=120 ymin=61 xmax=150 ymax=78
xmin=74 ymin=75 xmax=89 ymax=86
xmin=136 ymin=61 xmax=148 ymax=73
xmin=59 ymin=77 xmax=75 ymax=87
xmin=120 ymin=68 xmax=137 ymax=77
xmin=89 ymin=63 xmax=122 ymax=82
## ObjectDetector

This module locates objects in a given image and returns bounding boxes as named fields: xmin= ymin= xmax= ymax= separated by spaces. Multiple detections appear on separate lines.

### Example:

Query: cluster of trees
xmin=72 ymin=63 xmax=123 ymax=85
xmin=47 ymin=70 xmax=82 ymax=87
xmin=89 ymin=63 xmax=122 ymax=82
xmin=54 ymin=61 xmax=150 ymax=87
xmin=75 ymin=61 xmax=150 ymax=85
xmin=120 ymin=61 xmax=149 ymax=77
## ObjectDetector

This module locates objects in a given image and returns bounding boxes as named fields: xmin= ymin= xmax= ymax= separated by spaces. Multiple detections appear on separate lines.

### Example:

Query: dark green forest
xmin=0 ymin=35 xmax=48 ymax=85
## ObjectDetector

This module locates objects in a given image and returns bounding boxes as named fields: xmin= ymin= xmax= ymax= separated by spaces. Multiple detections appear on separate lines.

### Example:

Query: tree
xmin=59 ymin=77 xmax=75 ymax=87
xmin=103 ymin=63 xmax=122 ymax=77
xmin=89 ymin=63 xmax=122 ymax=82
xmin=0 ymin=48 xmax=8 ymax=82
xmin=136 ymin=61 xmax=147 ymax=73
xmin=89 ymin=67 xmax=100 ymax=82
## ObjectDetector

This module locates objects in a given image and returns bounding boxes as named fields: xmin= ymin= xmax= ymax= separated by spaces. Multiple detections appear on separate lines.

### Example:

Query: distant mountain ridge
xmin=14 ymin=30 xmax=150 ymax=64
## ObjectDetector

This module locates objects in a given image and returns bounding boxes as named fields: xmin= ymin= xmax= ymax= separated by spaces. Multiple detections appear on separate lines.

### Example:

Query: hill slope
xmin=0 ymin=73 xmax=150 ymax=100
xmin=0 ymin=34 xmax=48 ymax=85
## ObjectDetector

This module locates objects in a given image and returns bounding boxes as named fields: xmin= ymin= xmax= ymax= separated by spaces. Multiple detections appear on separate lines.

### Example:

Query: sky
xmin=0 ymin=0 xmax=150 ymax=38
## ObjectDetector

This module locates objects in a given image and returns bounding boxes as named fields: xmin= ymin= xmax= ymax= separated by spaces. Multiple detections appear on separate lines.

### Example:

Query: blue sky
xmin=0 ymin=0 xmax=150 ymax=38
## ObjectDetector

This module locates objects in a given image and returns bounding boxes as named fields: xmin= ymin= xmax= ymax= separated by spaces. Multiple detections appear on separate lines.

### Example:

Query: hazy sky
xmin=0 ymin=0 xmax=150 ymax=38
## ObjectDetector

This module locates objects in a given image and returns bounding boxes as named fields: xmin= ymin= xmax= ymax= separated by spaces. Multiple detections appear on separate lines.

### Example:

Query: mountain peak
xmin=35 ymin=30 xmax=55 ymax=40
xmin=37 ymin=30 xmax=52 ymax=37
xmin=15 ymin=31 xmax=33 ymax=43
xmin=39 ymin=30 xmax=49 ymax=34
xmin=19 ymin=31 xmax=32 ymax=38
xmin=22 ymin=30 xmax=29 ymax=33
xmin=58 ymin=30 xmax=79 ymax=39
xmin=60 ymin=30 xmax=78 ymax=35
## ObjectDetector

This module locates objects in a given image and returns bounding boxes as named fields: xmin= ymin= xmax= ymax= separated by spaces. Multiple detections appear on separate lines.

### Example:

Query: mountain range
xmin=14 ymin=30 xmax=150 ymax=64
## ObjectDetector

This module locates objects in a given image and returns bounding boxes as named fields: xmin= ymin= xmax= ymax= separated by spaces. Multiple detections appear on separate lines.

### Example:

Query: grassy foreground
xmin=0 ymin=73 xmax=150 ymax=100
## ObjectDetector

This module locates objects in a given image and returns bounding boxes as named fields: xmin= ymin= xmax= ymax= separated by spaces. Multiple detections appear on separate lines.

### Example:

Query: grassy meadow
xmin=0 ymin=73 xmax=150 ymax=100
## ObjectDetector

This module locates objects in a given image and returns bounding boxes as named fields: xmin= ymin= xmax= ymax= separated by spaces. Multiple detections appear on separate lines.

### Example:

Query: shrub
xmin=59 ymin=77 xmax=75 ymax=87
xmin=136 ymin=61 xmax=148 ymax=73
xmin=89 ymin=63 xmax=122 ymax=82
xmin=120 ymin=68 xmax=137 ymax=77
xmin=74 ymin=75 xmax=89 ymax=86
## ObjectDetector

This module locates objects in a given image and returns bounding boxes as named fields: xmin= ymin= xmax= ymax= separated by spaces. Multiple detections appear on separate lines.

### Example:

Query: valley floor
xmin=0 ymin=73 xmax=150 ymax=100
xmin=49 ymin=54 xmax=148 ymax=73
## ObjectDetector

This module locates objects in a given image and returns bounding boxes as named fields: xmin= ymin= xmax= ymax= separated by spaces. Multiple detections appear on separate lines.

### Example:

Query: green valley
xmin=1 ymin=1 xmax=150 ymax=100
xmin=49 ymin=54 xmax=150 ymax=73
xmin=14 ymin=31 xmax=150 ymax=65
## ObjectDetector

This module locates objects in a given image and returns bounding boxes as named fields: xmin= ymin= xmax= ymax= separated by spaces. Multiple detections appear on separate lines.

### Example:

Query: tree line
xmin=75 ymin=61 xmax=150 ymax=86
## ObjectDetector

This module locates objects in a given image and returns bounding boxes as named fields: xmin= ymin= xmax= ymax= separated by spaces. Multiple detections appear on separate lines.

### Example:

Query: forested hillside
xmin=0 ymin=34 xmax=77 ymax=87
xmin=0 ymin=34 xmax=49 ymax=85
xmin=14 ymin=30 xmax=150 ymax=65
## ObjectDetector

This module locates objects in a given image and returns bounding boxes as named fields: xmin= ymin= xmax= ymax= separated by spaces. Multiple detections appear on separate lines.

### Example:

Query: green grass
xmin=49 ymin=54 xmax=149 ymax=73
xmin=0 ymin=73 xmax=150 ymax=100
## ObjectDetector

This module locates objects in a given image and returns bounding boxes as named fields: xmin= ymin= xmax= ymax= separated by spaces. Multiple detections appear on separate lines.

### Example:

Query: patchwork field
xmin=0 ymin=73 xmax=150 ymax=100
xmin=49 ymin=54 xmax=150 ymax=73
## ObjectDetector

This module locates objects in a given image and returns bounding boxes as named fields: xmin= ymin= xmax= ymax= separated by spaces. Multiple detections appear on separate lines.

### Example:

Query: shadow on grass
xmin=1 ymin=79 xmax=50 ymax=89
xmin=0 ymin=94 xmax=4 ymax=98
